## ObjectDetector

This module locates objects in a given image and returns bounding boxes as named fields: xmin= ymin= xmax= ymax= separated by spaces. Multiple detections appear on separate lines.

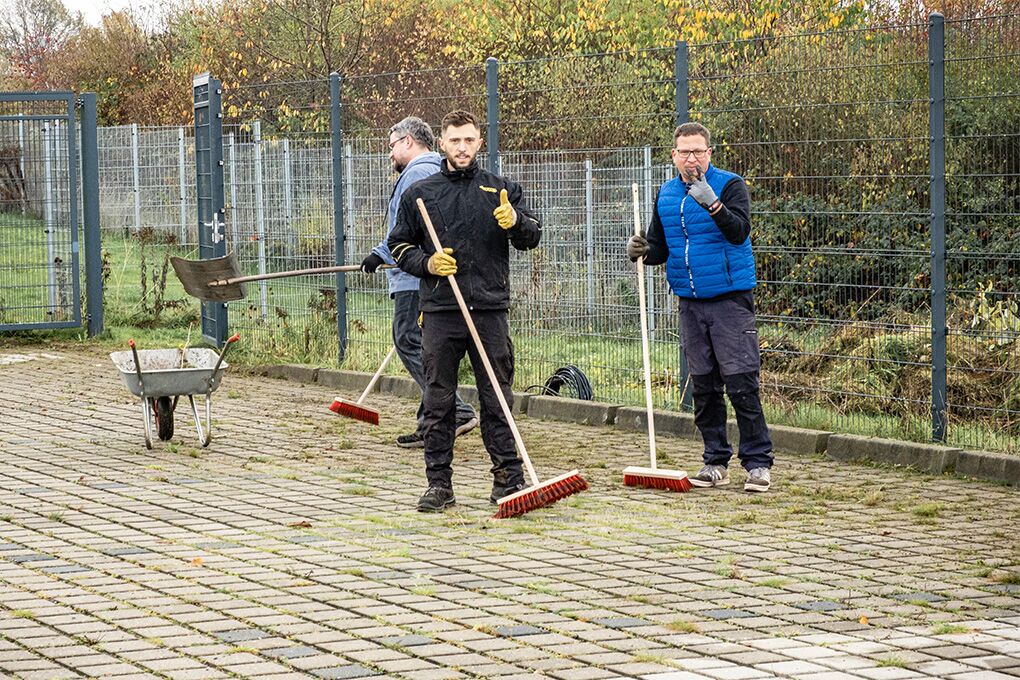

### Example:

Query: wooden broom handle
xmin=415 ymin=198 xmax=540 ymax=487
xmin=356 ymin=346 xmax=397 ymax=405
xmin=633 ymin=184 xmax=658 ymax=469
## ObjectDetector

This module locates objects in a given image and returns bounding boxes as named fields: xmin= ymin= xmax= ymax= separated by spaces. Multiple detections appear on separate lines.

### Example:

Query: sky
xmin=60 ymin=0 xmax=174 ymax=27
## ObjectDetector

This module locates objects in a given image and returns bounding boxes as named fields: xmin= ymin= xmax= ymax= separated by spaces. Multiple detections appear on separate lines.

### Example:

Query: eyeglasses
xmin=674 ymin=148 xmax=710 ymax=160
xmin=388 ymin=135 xmax=409 ymax=150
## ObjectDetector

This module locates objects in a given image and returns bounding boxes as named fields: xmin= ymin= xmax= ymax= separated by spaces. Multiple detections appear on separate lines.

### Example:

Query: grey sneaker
xmin=744 ymin=467 xmax=771 ymax=492
xmin=455 ymin=415 xmax=479 ymax=437
xmin=690 ymin=464 xmax=730 ymax=488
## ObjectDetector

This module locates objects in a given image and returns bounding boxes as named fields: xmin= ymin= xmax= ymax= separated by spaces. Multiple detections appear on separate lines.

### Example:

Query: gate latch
xmin=204 ymin=213 xmax=225 ymax=244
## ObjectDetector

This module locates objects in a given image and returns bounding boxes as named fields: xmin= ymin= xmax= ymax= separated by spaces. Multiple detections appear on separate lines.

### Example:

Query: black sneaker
xmin=396 ymin=431 xmax=424 ymax=448
xmin=490 ymin=480 xmax=528 ymax=505
xmin=417 ymin=486 xmax=456 ymax=512
xmin=455 ymin=415 xmax=479 ymax=437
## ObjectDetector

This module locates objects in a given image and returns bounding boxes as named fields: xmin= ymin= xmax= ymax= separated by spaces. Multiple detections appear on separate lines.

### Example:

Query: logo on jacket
xmin=478 ymin=185 xmax=498 ymax=193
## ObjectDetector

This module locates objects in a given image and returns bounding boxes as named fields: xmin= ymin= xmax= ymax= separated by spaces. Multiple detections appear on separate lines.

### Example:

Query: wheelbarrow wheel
xmin=153 ymin=397 xmax=174 ymax=441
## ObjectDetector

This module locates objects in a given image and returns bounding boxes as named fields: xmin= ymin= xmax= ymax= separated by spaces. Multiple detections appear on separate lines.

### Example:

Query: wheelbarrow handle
xmin=128 ymin=339 xmax=145 ymax=398
xmin=206 ymin=333 xmax=240 ymax=393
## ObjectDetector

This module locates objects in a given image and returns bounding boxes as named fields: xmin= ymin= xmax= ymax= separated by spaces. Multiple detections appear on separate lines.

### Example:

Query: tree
xmin=0 ymin=0 xmax=81 ymax=88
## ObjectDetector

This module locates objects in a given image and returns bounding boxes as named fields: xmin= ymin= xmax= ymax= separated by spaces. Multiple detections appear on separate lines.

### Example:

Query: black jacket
xmin=388 ymin=160 xmax=541 ymax=312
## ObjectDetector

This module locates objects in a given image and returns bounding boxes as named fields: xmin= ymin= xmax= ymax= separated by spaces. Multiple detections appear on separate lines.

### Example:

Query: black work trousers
xmin=420 ymin=309 xmax=524 ymax=489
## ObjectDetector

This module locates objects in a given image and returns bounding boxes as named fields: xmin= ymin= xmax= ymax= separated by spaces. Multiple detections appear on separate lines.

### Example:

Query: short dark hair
xmin=390 ymin=116 xmax=435 ymax=150
xmin=674 ymin=122 xmax=711 ymax=147
xmin=441 ymin=110 xmax=481 ymax=133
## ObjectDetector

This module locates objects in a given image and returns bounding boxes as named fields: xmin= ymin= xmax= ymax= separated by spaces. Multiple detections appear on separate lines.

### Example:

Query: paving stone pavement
xmin=0 ymin=342 xmax=1018 ymax=680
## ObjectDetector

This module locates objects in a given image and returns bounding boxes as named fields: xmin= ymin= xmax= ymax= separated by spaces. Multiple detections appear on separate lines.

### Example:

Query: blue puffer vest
xmin=658 ymin=164 xmax=756 ymax=299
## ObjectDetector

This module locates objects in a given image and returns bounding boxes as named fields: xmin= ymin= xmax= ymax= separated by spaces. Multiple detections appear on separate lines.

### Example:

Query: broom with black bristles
xmin=622 ymin=183 xmax=692 ymax=493
xmin=329 ymin=346 xmax=396 ymax=425
xmin=415 ymin=198 xmax=588 ymax=518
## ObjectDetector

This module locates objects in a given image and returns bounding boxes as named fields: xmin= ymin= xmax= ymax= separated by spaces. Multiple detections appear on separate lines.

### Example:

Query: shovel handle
xmin=128 ymin=339 xmax=145 ymax=398
xmin=209 ymin=264 xmax=393 ymax=287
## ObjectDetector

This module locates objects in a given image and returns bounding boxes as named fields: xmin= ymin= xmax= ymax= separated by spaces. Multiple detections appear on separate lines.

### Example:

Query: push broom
xmin=622 ymin=183 xmax=692 ymax=492
xmin=415 ymin=198 xmax=588 ymax=518
xmin=329 ymin=346 xmax=397 ymax=425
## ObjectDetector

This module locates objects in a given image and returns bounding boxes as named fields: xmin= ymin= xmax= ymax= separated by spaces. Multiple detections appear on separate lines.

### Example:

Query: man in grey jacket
xmin=360 ymin=117 xmax=478 ymax=448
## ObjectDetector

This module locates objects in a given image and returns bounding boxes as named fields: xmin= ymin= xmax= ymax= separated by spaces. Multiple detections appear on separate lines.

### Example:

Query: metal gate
xmin=0 ymin=92 xmax=86 ymax=331
xmin=193 ymin=74 xmax=227 ymax=346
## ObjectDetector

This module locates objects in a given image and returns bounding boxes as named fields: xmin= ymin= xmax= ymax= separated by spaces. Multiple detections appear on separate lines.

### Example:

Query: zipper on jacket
xmin=680 ymin=195 xmax=697 ymax=297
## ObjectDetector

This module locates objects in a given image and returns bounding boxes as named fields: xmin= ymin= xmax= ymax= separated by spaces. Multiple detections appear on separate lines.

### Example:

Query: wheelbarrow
xmin=110 ymin=334 xmax=239 ymax=449
xmin=171 ymin=252 xmax=391 ymax=302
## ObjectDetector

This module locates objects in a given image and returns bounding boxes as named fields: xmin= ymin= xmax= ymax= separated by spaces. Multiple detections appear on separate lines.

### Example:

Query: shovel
xmin=171 ymin=253 xmax=392 ymax=302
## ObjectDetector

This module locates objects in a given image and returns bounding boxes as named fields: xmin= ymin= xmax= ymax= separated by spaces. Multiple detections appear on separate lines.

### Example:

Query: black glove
xmin=361 ymin=253 xmax=385 ymax=273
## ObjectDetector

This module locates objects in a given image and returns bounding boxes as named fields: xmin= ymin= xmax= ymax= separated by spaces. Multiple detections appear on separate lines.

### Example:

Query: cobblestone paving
xmin=1 ymin=342 xmax=1018 ymax=680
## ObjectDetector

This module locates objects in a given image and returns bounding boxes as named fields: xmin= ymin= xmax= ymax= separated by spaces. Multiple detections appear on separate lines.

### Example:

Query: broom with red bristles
xmin=622 ymin=183 xmax=692 ymax=493
xmin=415 ymin=198 xmax=588 ymax=518
xmin=329 ymin=346 xmax=397 ymax=425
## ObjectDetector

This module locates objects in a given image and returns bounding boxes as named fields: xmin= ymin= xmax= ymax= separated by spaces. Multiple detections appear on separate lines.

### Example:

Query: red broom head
xmin=329 ymin=398 xmax=380 ymax=425
xmin=621 ymin=466 xmax=692 ymax=493
xmin=492 ymin=470 xmax=588 ymax=519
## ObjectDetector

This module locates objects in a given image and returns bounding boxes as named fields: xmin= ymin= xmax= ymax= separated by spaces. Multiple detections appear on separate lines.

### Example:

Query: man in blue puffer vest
xmin=627 ymin=122 xmax=774 ymax=492
xmin=361 ymin=117 xmax=478 ymax=449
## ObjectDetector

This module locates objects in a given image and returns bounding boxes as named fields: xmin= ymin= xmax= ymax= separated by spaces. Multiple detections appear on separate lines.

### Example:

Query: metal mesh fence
xmin=0 ymin=97 xmax=78 ymax=327
xmin=944 ymin=14 xmax=1020 ymax=450
xmin=78 ymin=15 xmax=1020 ymax=452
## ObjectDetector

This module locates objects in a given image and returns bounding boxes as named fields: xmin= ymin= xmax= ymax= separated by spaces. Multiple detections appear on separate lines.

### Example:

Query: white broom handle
xmin=415 ymin=198 xmax=540 ymax=487
xmin=356 ymin=346 xmax=397 ymax=405
xmin=633 ymin=184 xmax=658 ymax=469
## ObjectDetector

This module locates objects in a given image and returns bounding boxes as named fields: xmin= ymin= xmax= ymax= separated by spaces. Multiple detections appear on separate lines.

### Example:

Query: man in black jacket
xmin=388 ymin=110 xmax=542 ymax=512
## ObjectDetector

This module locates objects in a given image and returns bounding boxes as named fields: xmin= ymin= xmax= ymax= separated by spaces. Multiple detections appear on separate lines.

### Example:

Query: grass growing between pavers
xmin=2 ymin=345 xmax=1020 ymax=680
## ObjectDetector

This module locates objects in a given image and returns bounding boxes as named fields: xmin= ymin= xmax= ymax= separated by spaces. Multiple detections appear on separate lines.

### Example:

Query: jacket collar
xmin=402 ymin=151 xmax=442 ymax=175
xmin=441 ymin=158 xmax=480 ymax=180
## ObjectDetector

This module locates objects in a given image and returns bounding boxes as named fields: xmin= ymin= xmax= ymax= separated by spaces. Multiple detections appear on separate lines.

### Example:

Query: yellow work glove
xmin=493 ymin=188 xmax=518 ymax=229
xmin=427 ymin=247 xmax=457 ymax=276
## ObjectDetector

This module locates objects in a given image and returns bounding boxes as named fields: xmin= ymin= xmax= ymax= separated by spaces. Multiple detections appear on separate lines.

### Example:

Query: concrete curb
xmin=254 ymin=362 xmax=1019 ymax=487
xmin=316 ymin=369 xmax=374 ymax=393
xmin=615 ymin=406 xmax=697 ymax=438
xmin=264 ymin=364 xmax=319 ymax=384
xmin=827 ymin=434 xmax=961 ymax=475
xmin=527 ymin=395 xmax=619 ymax=426
xmin=956 ymin=450 xmax=1020 ymax=487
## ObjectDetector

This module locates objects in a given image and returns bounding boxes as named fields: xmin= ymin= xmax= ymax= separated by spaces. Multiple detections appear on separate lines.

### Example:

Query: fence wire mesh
xmin=0 ymin=97 xmax=78 ymax=327
xmin=77 ymin=15 xmax=1020 ymax=452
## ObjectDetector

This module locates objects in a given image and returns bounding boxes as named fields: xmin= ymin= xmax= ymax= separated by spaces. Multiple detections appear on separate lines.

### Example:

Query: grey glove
xmin=687 ymin=166 xmax=718 ymax=210
xmin=627 ymin=233 xmax=648 ymax=261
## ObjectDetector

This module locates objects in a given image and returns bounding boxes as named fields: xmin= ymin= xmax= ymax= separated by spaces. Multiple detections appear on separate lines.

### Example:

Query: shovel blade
xmin=171 ymin=253 xmax=247 ymax=302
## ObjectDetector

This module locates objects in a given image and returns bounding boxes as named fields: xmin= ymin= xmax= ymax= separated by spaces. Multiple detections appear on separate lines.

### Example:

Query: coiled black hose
xmin=526 ymin=364 xmax=593 ymax=401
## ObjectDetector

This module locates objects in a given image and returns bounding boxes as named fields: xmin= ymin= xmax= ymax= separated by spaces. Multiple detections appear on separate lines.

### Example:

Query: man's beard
xmin=392 ymin=161 xmax=406 ymax=173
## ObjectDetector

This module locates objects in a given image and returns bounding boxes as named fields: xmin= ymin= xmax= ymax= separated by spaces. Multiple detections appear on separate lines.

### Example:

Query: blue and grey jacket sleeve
xmin=372 ymin=164 xmax=437 ymax=263
xmin=387 ymin=192 xmax=431 ymax=278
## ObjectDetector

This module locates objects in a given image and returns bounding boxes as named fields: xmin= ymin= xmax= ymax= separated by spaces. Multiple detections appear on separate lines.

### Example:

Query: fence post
xmin=675 ymin=40 xmax=693 ymax=411
xmin=178 ymin=126 xmax=187 ymax=243
xmin=330 ymin=72 xmax=349 ymax=363
xmin=80 ymin=93 xmax=103 ymax=336
xmin=485 ymin=57 xmax=500 ymax=174
xmin=228 ymin=132 xmax=238 ymax=246
xmin=585 ymin=159 xmax=595 ymax=315
xmin=131 ymin=122 xmax=141 ymax=233
xmin=253 ymin=120 xmax=268 ymax=319
xmin=192 ymin=73 xmax=227 ymax=346
xmin=929 ymin=13 xmax=948 ymax=443
xmin=43 ymin=123 xmax=56 ymax=314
